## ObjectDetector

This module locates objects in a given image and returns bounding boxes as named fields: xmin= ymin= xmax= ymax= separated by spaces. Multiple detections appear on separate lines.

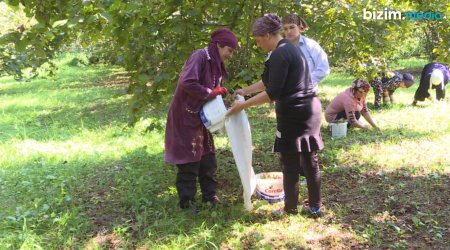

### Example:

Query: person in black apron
xmin=228 ymin=14 xmax=323 ymax=217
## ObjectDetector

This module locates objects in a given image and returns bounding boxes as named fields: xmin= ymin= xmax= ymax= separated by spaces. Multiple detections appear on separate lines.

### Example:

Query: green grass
xmin=0 ymin=58 xmax=449 ymax=249
xmin=391 ymin=57 xmax=429 ymax=70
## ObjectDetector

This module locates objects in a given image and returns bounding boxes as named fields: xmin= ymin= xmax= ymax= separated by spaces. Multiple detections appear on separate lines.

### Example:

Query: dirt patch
xmin=93 ymin=73 xmax=130 ymax=88
xmin=84 ymin=228 xmax=124 ymax=250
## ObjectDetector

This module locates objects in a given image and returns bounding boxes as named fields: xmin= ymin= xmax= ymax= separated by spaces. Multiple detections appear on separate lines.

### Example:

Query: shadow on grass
xmin=1 ymin=136 xmax=447 ymax=249
xmin=66 ymin=146 xmax=356 ymax=249
xmin=55 ymin=71 xmax=130 ymax=91
xmin=0 ymin=139 xmax=356 ymax=249
xmin=1 ymin=62 xmax=447 ymax=248
xmin=74 ymin=148 xmax=449 ymax=249
xmin=322 ymin=168 xmax=449 ymax=249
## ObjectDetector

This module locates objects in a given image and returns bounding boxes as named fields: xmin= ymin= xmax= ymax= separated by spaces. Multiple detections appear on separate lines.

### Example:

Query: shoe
xmin=271 ymin=208 xmax=285 ymax=217
xmin=286 ymin=208 xmax=298 ymax=215
xmin=180 ymin=200 xmax=199 ymax=214
xmin=203 ymin=196 xmax=222 ymax=207
xmin=271 ymin=207 xmax=298 ymax=217
xmin=300 ymin=205 xmax=322 ymax=218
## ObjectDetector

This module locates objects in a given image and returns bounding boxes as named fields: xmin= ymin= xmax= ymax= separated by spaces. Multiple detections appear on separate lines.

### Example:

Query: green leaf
xmin=5 ymin=0 xmax=19 ymax=7
xmin=1 ymin=32 xmax=20 ymax=43
xmin=87 ymin=15 xmax=98 ymax=24
xmin=68 ymin=16 xmax=84 ymax=28
xmin=412 ymin=216 xmax=420 ymax=226
xmin=52 ymin=19 xmax=68 ymax=28
xmin=99 ymin=10 xmax=113 ymax=24
xmin=187 ymin=9 xmax=200 ymax=17
xmin=138 ymin=73 xmax=149 ymax=83
xmin=6 ymin=216 xmax=17 ymax=222
xmin=82 ymin=0 xmax=92 ymax=6
xmin=15 ymin=38 xmax=28 ymax=52
xmin=33 ymin=23 xmax=47 ymax=31
xmin=325 ymin=7 xmax=336 ymax=16
xmin=45 ymin=31 xmax=55 ymax=40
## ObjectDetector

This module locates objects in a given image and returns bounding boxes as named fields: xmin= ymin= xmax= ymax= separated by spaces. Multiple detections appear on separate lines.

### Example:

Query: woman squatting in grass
xmin=325 ymin=79 xmax=379 ymax=130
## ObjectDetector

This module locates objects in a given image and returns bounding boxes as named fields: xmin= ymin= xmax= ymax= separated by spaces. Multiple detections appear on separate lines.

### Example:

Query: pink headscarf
xmin=352 ymin=78 xmax=371 ymax=92
xmin=207 ymin=28 xmax=238 ymax=81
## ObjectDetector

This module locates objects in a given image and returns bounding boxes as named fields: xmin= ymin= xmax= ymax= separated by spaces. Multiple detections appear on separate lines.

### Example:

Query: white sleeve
xmin=310 ymin=44 xmax=330 ymax=85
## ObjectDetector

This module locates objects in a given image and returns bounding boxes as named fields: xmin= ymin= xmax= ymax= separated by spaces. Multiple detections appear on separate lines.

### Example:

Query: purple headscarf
xmin=252 ymin=13 xmax=282 ymax=36
xmin=211 ymin=28 xmax=238 ymax=49
xmin=402 ymin=73 xmax=415 ymax=87
xmin=207 ymin=28 xmax=238 ymax=81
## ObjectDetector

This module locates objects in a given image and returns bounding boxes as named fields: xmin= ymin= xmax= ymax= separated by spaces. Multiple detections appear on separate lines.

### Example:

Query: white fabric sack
xmin=430 ymin=69 xmax=444 ymax=90
xmin=225 ymin=95 xmax=256 ymax=210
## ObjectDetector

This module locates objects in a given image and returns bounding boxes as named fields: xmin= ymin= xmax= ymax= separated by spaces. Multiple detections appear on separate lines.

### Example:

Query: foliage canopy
xmin=1 ymin=0 xmax=449 ymax=123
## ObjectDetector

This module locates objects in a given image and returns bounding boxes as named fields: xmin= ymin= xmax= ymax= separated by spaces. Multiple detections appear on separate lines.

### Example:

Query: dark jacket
xmin=414 ymin=62 xmax=450 ymax=101
xmin=262 ymin=39 xmax=323 ymax=152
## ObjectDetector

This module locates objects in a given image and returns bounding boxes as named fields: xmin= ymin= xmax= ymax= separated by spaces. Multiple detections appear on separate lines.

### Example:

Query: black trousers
xmin=175 ymin=154 xmax=218 ymax=208
xmin=414 ymin=75 xmax=447 ymax=102
xmin=280 ymin=151 xmax=321 ymax=213
xmin=335 ymin=111 xmax=361 ymax=128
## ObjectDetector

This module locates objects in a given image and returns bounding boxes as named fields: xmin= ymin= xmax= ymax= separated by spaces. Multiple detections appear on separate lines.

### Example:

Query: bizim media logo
xmin=363 ymin=8 xmax=443 ymax=21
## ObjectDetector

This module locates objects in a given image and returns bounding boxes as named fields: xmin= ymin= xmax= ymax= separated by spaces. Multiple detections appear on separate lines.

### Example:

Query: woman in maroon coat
xmin=164 ymin=28 xmax=238 ymax=211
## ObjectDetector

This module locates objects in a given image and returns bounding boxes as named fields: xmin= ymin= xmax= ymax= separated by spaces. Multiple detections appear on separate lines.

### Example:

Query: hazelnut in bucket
xmin=255 ymin=172 xmax=284 ymax=203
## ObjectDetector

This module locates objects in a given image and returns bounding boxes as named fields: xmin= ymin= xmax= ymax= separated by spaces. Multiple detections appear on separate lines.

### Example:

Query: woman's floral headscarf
xmin=352 ymin=78 xmax=371 ymax=93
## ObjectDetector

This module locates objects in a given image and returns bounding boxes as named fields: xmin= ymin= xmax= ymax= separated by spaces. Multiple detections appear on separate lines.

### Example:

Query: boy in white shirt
xmin=282 ymin=14 xmax=330 ymax=93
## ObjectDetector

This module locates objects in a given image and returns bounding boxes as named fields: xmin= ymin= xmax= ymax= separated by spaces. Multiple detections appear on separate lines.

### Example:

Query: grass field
xmin=0 ymin=56 xmax=448 ymax=249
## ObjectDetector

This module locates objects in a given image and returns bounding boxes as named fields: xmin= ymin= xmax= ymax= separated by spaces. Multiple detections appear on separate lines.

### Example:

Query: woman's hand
xmin=373 ymin=126 xmax=382 ymax=133
xmin=209 ymin=86 xmax=228 ymax=100
xmin=226 ymin=100 xmax=245 ymax=117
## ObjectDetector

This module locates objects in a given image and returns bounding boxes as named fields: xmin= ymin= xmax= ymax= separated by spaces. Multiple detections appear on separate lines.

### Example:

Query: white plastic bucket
xmin=199 ymin=95 xmax=227 ymax=132
xmin=255 ymin=172 xmax=284 ymax=203
xmin=329 ymin=121 xmax=348 ymax=138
